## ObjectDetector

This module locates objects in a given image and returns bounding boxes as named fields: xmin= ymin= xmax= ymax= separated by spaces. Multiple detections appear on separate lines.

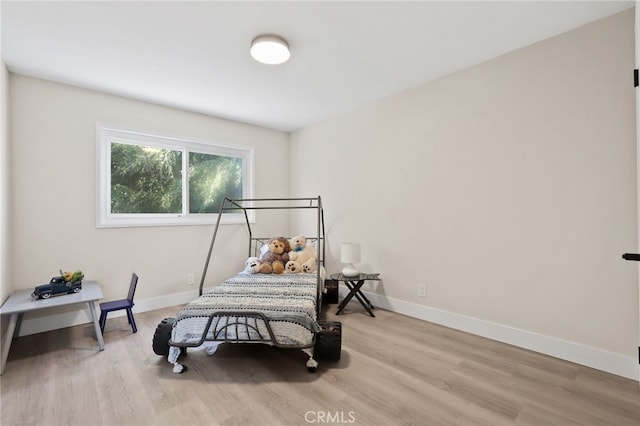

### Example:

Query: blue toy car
xmin=32 ymin=276 xmax=82 ymax=299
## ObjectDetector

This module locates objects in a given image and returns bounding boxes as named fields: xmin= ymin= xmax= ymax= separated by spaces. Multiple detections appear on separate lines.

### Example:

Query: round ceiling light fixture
xmin=250 ymin=35 xmax=290 ymax=65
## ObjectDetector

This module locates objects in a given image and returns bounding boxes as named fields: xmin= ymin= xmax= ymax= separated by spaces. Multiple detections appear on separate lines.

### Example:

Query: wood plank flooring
xmin=1 ymin=301 xmax=639 ymax=425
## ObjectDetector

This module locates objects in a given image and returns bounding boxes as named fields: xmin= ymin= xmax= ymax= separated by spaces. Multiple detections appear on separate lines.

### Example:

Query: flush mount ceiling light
xmin=250 ymin=35 xmax=290 ymax=65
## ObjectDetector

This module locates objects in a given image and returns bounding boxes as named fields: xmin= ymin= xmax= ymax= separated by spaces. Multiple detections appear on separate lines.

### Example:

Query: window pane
xmin=97 ymin=124 xmax=253 ymax=227
xmin=111 ymin=142 xmax=182 ymax=213
xmin=189 ymin=152 xmax=243 ymax=213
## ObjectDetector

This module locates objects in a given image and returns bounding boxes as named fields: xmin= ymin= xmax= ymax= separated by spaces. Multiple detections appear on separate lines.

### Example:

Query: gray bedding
xmin=169 ymin=273 xmax=321 ymax=352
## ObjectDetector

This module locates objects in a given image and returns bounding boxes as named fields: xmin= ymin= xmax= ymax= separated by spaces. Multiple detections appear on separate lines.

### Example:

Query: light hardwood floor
xmin=1 ymin=301 xmax=639 ymax=426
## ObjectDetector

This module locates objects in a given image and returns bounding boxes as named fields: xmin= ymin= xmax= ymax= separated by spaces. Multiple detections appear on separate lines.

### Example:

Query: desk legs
xmin=1 ymin=313 xmax=19 ymax=375
xmin=1 ymin=303 xmax=104 ymax=375
xmin=87 ymin=301 xmax=105 ymax=351
xmin=336 ymin=280 xmax=376 ymax=317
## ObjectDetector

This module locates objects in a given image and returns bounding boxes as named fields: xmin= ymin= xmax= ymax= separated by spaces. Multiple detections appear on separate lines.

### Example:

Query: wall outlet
xmin=187 ymin=273 xmax=195 ymax=286
xmin=418 ymin=283 xmax=426 ymax=298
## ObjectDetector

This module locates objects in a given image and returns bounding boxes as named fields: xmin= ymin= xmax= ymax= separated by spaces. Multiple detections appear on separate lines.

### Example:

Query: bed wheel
xmin=315 ymin=320 xmax=342 ymax=361
xmin=152 ymin=317 xmax=175 ymax=356
xmin=324 ymin=280 xmax=339 ymax=304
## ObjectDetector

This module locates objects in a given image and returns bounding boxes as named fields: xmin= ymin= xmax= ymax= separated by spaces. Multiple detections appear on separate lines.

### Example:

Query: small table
xmin=330 ymin=273 xmax=380 ymax=317
xmin=0 ymin=281 xmax=104 ymax=375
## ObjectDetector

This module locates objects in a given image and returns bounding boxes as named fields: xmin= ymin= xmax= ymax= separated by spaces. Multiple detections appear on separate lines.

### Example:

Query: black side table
xmin=330 ymin=273 xmax=380 ymax=317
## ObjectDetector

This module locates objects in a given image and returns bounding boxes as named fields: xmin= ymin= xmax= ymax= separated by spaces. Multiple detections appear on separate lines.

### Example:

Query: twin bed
xmin=152 ymin=197 xmax=341 ymax=373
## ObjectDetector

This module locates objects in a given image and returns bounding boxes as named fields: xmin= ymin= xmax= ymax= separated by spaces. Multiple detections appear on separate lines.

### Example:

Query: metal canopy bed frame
xmin=152 ymin=196 xmax=341 ymax=374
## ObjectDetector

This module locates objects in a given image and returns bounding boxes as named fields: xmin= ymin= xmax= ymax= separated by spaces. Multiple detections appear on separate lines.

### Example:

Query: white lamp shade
xmin=341 ymin=243 xmax=360 ymax=277
xmin=341 ymin=243 xmax=361 ymax=264
xmin=250 ymin=35 xmax=290 ymax=65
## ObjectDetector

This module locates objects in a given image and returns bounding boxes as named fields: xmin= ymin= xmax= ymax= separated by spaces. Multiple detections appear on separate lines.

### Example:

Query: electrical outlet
xmin=187 ymin=273 xmax=195 ymax=286
xmin=418 ymin=284 xmax=426 ymax=298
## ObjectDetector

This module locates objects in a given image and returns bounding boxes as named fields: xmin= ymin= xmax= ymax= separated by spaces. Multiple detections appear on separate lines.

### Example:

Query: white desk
xmin=0 ymin=281 xmax=104 ymax=375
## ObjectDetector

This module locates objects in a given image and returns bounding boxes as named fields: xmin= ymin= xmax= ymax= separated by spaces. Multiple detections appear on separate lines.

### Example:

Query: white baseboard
xmin=358 ymin=290 xmax=639 ymax=381
xmin=15 ymin=287 xmax=638 ymax=381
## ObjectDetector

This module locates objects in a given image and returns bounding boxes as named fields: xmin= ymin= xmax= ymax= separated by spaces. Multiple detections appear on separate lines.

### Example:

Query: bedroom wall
xmin=1 ymin=59 xmax=10 ymax=304
xmin=290 ymin=9 xmax=638 ymax=377
xmin=9 ymin=75 xmax=290 ymax=329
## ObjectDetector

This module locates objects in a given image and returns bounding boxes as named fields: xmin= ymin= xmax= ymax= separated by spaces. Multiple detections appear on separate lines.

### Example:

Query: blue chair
xmin=99 ymin=273 xmax=138 ymax=333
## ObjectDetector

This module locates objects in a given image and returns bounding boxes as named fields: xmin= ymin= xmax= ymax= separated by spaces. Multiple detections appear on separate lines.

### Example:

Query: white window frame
xmin=96 ymin=124 xmax=254 ymax=228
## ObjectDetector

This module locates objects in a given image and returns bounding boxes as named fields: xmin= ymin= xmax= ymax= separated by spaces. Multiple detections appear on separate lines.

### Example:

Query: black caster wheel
xmin=315 ymin=320 xmax=342 ymax=361
xmin=152 ymin=317 xmax=175 ymax=356
xmin=323 ymin=280 xmax=339 ymax=304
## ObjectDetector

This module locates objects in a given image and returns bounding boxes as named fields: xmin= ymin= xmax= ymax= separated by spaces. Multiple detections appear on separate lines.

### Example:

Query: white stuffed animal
xmin=240 ymin=256 xmax=261 ymax=275
xmin=284 ymin=260 xmax=303 ymax=274
xmin=301 ymin=257 xmax=317 ymax=274
xmin=288 ymin=235 xmax=317 ymax=273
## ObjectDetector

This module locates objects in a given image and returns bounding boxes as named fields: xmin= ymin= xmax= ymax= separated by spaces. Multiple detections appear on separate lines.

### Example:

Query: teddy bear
xmin=285 ymin=258 xmax=317 ymax=274
xmin=240 ymin=256 xmax=261 ymax=275
xmin=301 ymin=257 xmax=317 ymax=274
xmin=288 ymin=234 xmax=318 ymax=274
xmin=259 ymin=237 xmax=291 ymax=274
xmin=284 ymin=260 xmax=302 ymax=274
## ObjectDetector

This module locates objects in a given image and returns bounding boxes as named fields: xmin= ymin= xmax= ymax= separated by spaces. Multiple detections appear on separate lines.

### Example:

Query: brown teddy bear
xmin=259 ymin=237 xmax=291 ymax=274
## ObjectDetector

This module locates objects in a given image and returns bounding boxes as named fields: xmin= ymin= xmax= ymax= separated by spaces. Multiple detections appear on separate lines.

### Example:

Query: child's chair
xmin=99 ymin=273 xmax=138 ymax=333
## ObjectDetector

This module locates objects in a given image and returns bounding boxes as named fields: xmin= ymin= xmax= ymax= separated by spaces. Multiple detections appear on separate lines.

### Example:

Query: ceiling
xmin=1 ymin=1 xmax=634 ymax=132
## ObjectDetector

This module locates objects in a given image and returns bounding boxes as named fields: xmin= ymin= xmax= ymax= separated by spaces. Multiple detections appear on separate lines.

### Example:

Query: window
xmin=97 ymin=124 xmax=254 ymax=227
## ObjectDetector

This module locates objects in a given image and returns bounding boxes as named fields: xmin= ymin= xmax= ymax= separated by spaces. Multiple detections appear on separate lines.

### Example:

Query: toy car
xmin=32 ymin=276 xmax=82 ymax=299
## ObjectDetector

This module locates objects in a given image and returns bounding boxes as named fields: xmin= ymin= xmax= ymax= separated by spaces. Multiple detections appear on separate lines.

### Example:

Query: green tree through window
xmin=111 ymin=143 xmax=182 ymax=213
xmin=97 ymin=125 xmax=253 ymax=227
xmin=189 ymin=152 xmax=243 ymax=213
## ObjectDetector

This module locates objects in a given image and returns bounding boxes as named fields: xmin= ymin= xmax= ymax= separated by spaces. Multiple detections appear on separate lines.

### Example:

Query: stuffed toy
xmin=259 ymin=237 xmax=291 ymax=274
xmin=285 ymin=258 xmax=317 ymax=274
xmin=301 ymin=257 xmax=317 ymax=274
xmin=288 ymin=235 xmax=318 ymax=273
xmin=284 ymin=260 xmax=302 ymax=274
xmin=240 ymin=257 xmax=261 ymax=275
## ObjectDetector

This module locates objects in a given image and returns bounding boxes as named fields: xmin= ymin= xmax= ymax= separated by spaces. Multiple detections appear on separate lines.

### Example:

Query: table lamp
xmin=341 ymin=243 xmax=361 ymax=277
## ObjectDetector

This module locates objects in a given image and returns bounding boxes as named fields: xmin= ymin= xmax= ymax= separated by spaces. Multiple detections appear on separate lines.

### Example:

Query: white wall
xmin=10 ymin=75 xmax=290 ymax=312
xmin=1 ymin=59 xmax=10 ymax=304
xmin=0 ymin=61 xmax=13 ymax=303
xmin=291 ymin=10 xmax=638 ymax=376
